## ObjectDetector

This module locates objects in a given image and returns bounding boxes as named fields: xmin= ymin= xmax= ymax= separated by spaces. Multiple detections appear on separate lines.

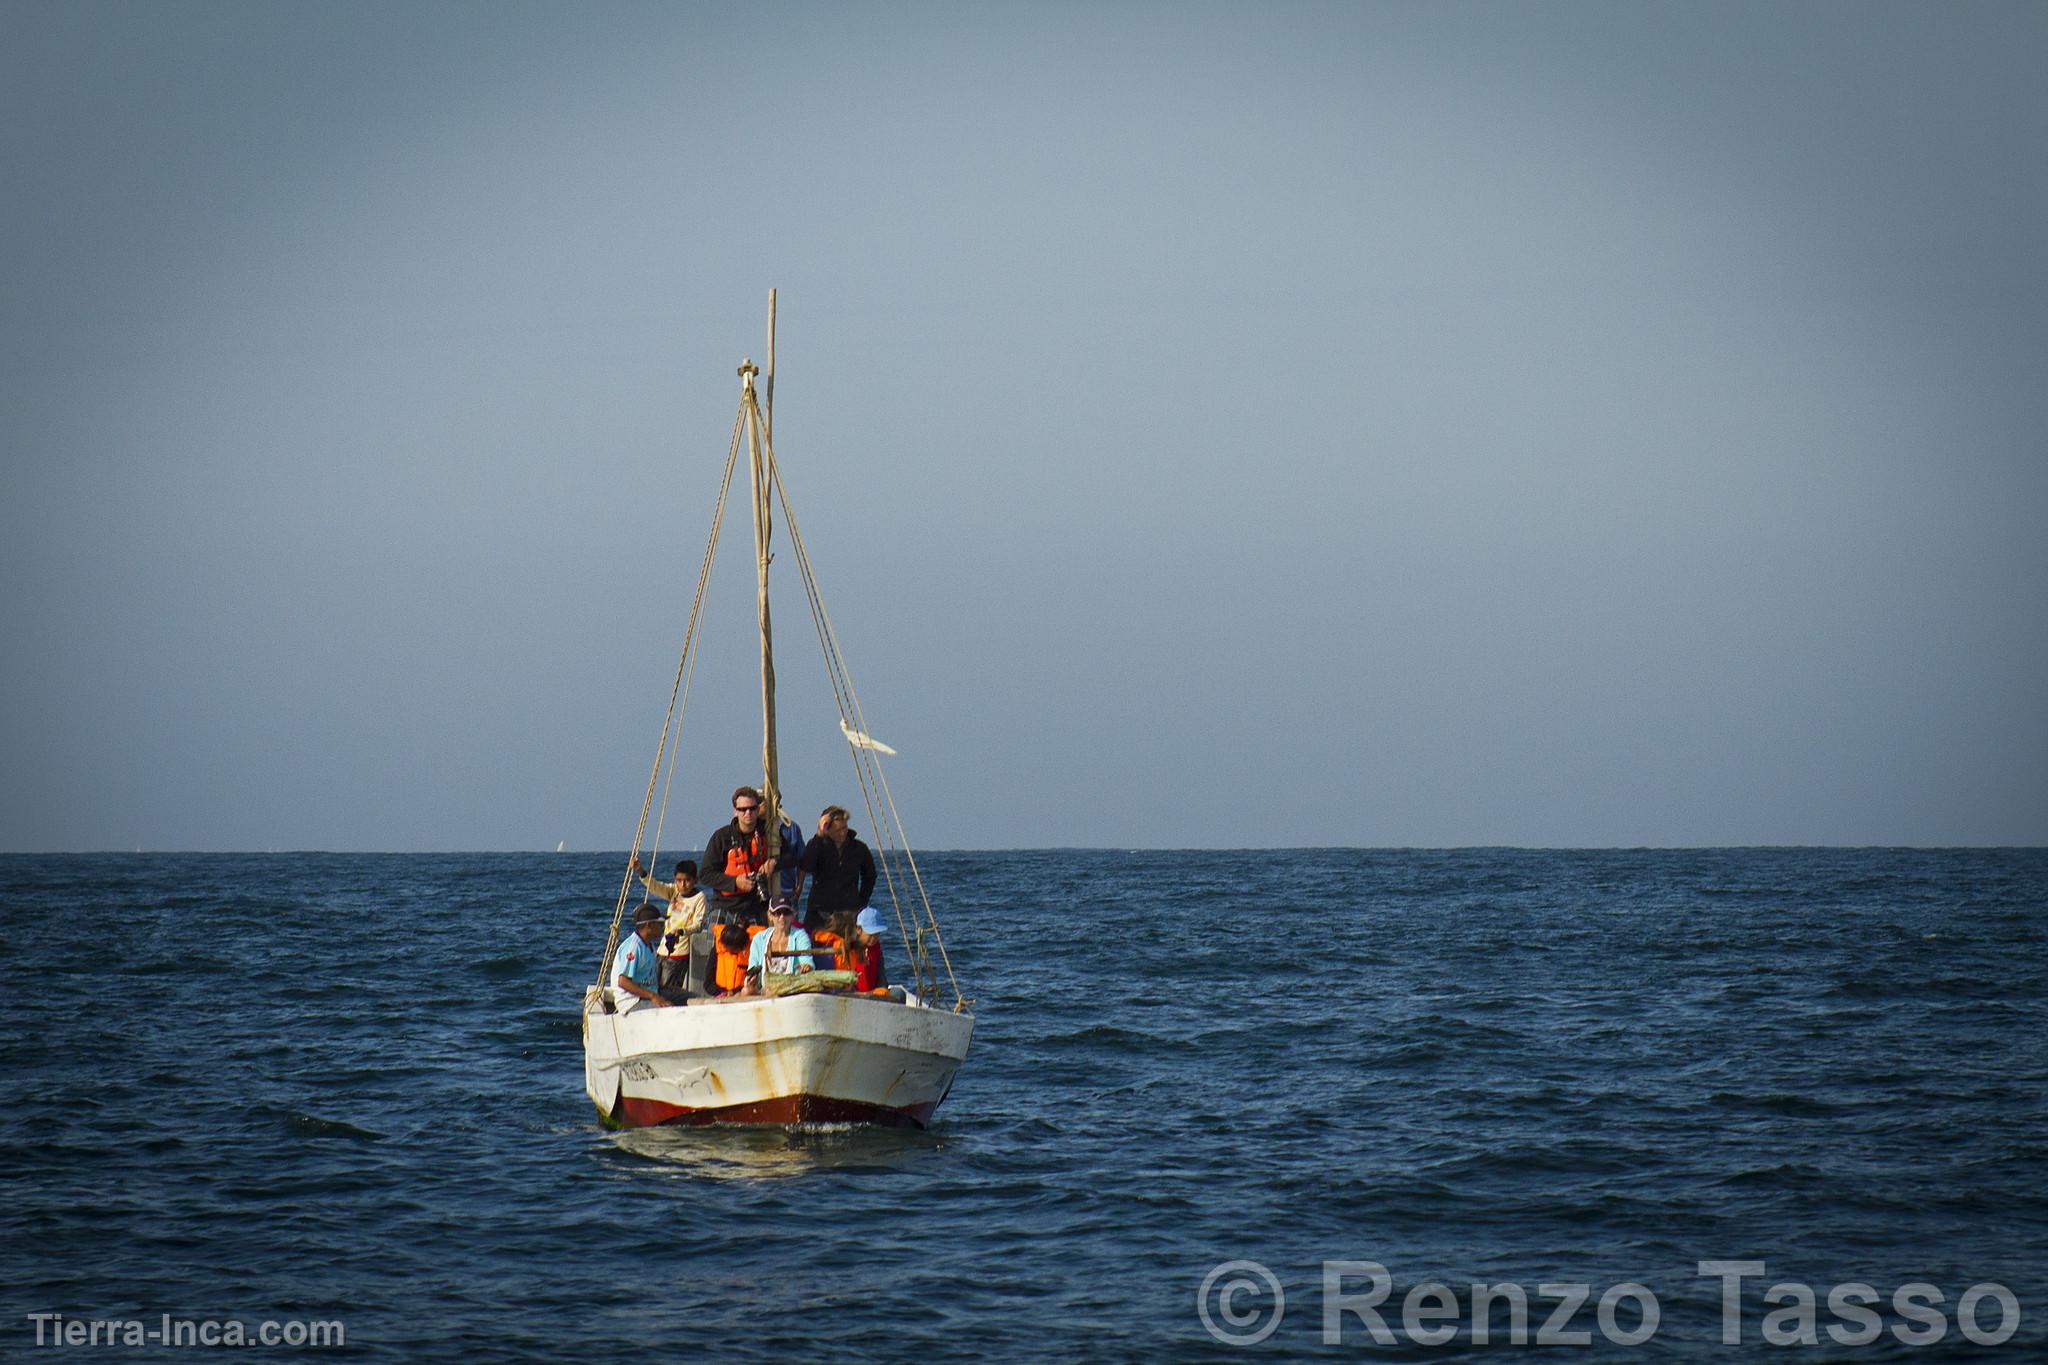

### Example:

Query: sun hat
xmin=855 ymin=907 xmax=886 ymax=937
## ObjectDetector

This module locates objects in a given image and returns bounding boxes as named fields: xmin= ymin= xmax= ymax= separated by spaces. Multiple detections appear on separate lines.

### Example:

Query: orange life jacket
xmin=722 ymin=829 xmax=768 ymax=889
xmin=714 ymin=925 xmax=767 ymax=994
xmin=713 ymin=947 xmax=745 ymax=993
xmin=810 ymin=930 xmax=850 ymax=973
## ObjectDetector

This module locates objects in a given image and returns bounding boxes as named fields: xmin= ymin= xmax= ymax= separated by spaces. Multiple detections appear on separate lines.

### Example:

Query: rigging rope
xmin=596 ymin=401 xmax=747 ymax=986
xmin=749 ymin=388 xmax=965 ymax=1009
xmin=592 ymin=377 xmax=967 ymax=1016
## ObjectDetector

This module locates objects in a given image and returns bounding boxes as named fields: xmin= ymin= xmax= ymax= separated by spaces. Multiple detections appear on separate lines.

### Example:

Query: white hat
xmin=855 ymin=907 xmax=887 ymax=937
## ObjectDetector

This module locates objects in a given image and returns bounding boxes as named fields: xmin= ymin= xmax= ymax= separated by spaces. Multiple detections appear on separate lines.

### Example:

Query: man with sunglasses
xmin=701 ymin=785 xmax=779 ymax=928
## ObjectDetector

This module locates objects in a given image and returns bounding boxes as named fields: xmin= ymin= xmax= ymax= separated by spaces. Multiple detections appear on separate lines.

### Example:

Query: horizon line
xmin=6 ymin=844 xmax=2046 ymax=856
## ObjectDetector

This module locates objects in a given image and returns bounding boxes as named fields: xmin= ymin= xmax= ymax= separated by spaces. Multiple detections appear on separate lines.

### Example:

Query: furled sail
xmin=839 ymin=718 xmax=898 ymax=756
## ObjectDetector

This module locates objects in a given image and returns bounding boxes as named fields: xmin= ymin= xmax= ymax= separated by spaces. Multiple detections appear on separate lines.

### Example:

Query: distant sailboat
xmin=556 ymin=841 xmax=565 ymax=853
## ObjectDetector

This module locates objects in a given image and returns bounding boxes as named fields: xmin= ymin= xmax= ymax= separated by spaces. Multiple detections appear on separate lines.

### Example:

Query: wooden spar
xmin=747 ymin=298 xmax=783 ymax=860
xmin=764 ymin=287 xmax=776 ymax=447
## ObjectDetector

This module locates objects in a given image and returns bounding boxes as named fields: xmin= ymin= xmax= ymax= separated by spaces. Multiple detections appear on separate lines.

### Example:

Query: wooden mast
xmin=749 ymin=291 xmax=783 ymax=863
xmin=764 ymin=287 xmax=776 ymax=446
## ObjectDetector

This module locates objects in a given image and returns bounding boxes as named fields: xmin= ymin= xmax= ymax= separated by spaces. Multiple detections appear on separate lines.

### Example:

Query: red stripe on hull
xmin=611 ymin=1092 xmax=937 ymax=1129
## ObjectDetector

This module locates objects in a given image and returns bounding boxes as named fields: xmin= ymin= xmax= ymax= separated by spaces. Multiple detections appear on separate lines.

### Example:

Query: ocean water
xmin=2 ymin=848 xmax=2044 ymax=1360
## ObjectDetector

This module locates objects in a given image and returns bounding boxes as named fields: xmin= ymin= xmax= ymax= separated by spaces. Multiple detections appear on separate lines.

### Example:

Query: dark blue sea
xmin=3 ymin=849 xmax=2044 ymax=1360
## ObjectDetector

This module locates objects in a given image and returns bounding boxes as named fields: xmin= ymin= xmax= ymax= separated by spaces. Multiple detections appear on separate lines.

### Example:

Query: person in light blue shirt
xmin=610 ymin=902 xmax=670 ymax=1013
xmin=743 ymin=898 xmax=812 ymax=993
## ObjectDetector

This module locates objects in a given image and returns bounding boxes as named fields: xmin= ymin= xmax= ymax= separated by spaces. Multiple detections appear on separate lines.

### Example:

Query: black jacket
xmin=798 ymin=830 xmax=878 ymax=925
xmin=701 ymin=821 xmax=773 ymax=911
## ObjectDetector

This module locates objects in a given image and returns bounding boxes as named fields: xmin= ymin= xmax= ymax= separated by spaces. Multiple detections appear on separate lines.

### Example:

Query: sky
xmin=4 ymin=0 xmax=2045 ymax=851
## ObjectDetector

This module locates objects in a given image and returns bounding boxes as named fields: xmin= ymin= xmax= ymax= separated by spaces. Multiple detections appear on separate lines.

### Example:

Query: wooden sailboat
xmin=580 ymin=293 xmax=973 ymax=1128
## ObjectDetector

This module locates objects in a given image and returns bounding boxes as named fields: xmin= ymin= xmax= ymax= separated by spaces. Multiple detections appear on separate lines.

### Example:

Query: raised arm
xmin=630 ymin=857 xmax=677 ymax=902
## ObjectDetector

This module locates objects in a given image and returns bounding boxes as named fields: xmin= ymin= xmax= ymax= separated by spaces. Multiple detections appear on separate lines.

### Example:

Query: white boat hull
xmin=582 ymin=990 xmax=974 ymax=1128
